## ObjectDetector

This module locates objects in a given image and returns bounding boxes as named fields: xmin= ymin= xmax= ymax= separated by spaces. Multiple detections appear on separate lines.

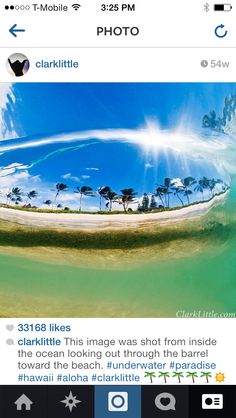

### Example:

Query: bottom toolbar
xmin=0 ymin=385 xmax=235 ymax=418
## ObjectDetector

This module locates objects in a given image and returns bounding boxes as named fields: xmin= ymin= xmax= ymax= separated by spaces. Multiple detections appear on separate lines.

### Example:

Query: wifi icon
xmin=72 ymin=3 xmax=81 ymax=10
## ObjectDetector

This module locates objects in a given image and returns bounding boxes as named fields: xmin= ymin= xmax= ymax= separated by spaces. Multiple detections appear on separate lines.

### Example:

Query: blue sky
xmin=0 ymin=82 xmax=235 ymax=210
xmin=9 ymin=82 xmax=236 ymax=135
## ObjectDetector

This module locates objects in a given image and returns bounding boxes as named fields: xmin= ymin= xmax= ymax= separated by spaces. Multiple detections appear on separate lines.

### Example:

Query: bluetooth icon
xmin=203 ymin=2 xmax=210 ymax=12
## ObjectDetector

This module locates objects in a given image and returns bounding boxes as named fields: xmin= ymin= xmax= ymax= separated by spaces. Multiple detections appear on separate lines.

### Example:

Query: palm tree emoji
xmin=187 ymin=372 xmax=198 ymax=384
xmin=144 ymin=371 xmax=156 ymax=384
xmin=173 ymin=372 xmax=184 ymax=384
xmin=158 ymin=372 xmax=170 ymax=384
xmin=201 ymin=372 xmax=212 ymax=383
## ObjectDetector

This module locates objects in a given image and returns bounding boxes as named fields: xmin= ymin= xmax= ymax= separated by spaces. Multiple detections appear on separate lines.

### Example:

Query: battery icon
xmin=214 ymin=4 xmax=232 ymax=10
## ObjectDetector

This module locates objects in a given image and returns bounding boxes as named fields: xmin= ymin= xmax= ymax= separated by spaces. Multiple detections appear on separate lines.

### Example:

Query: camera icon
xmin=108 ymin=392 xmax=128 ymax=412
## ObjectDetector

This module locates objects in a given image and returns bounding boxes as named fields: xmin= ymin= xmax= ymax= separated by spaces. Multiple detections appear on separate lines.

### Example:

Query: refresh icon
xmin=215 ymin=24 xmax=228 ymax=38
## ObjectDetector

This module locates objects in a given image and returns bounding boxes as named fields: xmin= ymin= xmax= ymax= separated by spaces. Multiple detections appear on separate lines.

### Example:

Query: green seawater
xmin=0 ymin=190 xmax=236 ymax=318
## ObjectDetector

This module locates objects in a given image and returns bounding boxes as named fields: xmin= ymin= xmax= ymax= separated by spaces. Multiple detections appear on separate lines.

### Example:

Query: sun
xmin=215 ymin=373 xmax=225 ymax=383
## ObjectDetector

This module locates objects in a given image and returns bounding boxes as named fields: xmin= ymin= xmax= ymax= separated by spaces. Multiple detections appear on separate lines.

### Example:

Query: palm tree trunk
xmin=158 ymin=195 xmax=165 ymax=207
xmin=79 ymin=193 xmax=82 ymax=211
xmin=192 ymin=376 xmax=195 ymax=384
xmin=176 ymin=193 xmax=184 ymax=206
xmin=186 ymin=188 xmax=190 ymax=204
xmin=178 ymin=376 xmax=181 ymax=384
xmin=53 ymin=191 xmax=59 ymax=208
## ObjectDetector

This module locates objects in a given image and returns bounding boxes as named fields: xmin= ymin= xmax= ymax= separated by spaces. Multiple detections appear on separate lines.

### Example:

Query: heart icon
xmin=6 ymin=324 xmax=14 ymax=331
xmin=155 ymin=393 xmax=176 ymax=411
xmin=160 ymin=397 xmax=171 ymax=406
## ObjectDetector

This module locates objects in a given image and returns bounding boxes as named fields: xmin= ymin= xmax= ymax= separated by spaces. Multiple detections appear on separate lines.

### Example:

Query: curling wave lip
xmin=35 ymin=59 xmax=79 ymax=68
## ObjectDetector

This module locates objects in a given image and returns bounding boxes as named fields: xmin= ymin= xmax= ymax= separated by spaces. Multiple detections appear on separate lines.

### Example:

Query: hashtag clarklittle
xmin=92 ymin=373 xmax=140 ymax=382
xmin=18 ymin=338 xmax=61 ymax=346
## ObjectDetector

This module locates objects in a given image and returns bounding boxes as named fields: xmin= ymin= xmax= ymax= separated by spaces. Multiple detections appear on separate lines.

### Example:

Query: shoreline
xmin=0 ymin=191 xmax=229 ymax=231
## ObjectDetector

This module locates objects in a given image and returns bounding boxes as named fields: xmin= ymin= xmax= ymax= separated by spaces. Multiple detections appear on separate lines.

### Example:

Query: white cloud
xmin=82 ymin=175 xmax=90 ymax=179
xmin=171 ymin=178 xmax=184 ymax=187
xmin=56 ymin=192 xmax=78 ymax=203
xmin=86 ymin=167 xmax=99 ymax=171
xmin=0 ymin=162 xmax=30 ymax=177
xmin=62 ymin=173 xmax=80 ymax=182
xmin=0 ymin=171 xmax=41 ymax=206
xmin=145 ymin=162 xmax=153 ymax=168
xmin=0 ymin=171 xmax=39 ymax=187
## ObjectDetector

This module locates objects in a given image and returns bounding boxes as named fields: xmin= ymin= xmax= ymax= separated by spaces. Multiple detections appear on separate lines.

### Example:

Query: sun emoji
xmin=215 ymin=373 xmax=225 ymax=383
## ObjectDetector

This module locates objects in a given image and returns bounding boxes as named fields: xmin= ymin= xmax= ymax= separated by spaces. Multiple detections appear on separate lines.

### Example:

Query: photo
xmin=0 ymin=82 xmax=235 ymax=317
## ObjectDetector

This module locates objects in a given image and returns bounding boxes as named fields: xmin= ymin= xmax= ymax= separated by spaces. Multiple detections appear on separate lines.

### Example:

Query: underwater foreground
xmin=0 ymin=185 xmax=235 ymax=318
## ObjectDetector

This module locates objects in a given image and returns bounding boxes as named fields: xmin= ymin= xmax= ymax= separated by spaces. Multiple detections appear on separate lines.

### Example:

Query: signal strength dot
xmin=72 ymin=4 xmax=81 ymax=10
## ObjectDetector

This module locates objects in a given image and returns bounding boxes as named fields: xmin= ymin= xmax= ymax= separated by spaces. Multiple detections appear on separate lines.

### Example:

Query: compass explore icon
xmin=60 ymin=391 xmax=82 ymax=413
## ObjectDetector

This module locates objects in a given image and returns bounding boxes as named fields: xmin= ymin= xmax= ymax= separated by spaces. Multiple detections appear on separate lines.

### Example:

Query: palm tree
xmin=10 ymin=187 xmax=23 ymax=206
xmin=14 ymin=196 xmax=23 ymax=205
xmin=162 ymin=178 xmax=172 ymax=207
xmin=25 ymin=190 xmax=38 ymax=206
xmin=155 ymin=187 xmax=166 ymax=207
xmin=150 ymin=194 xmax=157 ymax=209
xmin=105 ymin=190 xmax=118 ymax=211
xmin=194 ymin=180 xmax=204 ymax=201
xmin=202 ymin=177 xmax=211 ymax=197
xmin=172 ymin=371 xmax=184 ymax=384
xmin=75 ymin=186 xmax=94 ymax=212
xmin=6 ymin=191 xmax=12 ymax=205
xmin=209 ymin=178 xmax=217 ymax=197
xmin=98 ymin=186 xmax=111 ymax=210
xmin=120 ymin=188 xmax=138 ymax=212
xmin=201 ymin=371 xmax=212 ymax=383
xmin=144 ymin=371 xmax=156 ymax=384
xmin=158 ymin=371 xmax=170 ymax=384
xmin=44 ymin=199 xmax=52 ymax=208
xmin=172 ymin=186 xmax=184 ymax=206
xmin=181 ymin=177 xmax=196 ymax=204
xmin=12 ymin=187 xmax=22 ymax=199
xmin=141 ymin=193 xmax=149 ymax=211
xmin=187 ymin=372 xmax=198 ymax=384
xmin=54 ymin=183 xmax=68 ymax=207
xmin=209 ymin=178 xmax=223 ymax=197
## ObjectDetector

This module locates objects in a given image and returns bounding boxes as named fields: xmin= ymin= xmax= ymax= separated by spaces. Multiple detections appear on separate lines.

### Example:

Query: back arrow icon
xmin=215 ymin=24 xmax=228 ymax=38
xmin=9 ymin=24 xmax=26 ymax=37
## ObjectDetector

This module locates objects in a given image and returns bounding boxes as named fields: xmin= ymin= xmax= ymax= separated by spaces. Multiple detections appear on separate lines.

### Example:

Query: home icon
xmin=14 ymin=394 xmax=33 ymax=411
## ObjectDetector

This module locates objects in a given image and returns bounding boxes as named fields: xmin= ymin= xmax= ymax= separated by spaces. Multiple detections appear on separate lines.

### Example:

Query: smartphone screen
xmin=0 ymin=1 xmax=235 ymax=417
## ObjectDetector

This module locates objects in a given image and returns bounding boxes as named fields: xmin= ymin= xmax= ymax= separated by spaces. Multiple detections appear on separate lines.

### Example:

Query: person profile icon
xmin=7 ymin=53 xmax=30 ymax=77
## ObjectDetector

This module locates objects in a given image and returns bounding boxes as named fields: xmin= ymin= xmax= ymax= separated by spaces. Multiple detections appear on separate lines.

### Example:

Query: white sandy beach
xmin=0 ymin=192 xmax=228 ymax=231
